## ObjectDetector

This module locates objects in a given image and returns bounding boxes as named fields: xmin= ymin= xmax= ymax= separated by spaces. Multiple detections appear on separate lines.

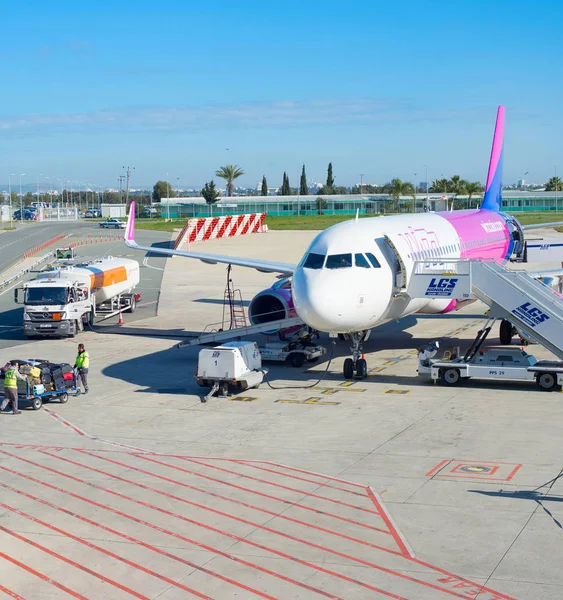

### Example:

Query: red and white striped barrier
xmin=174 ymin=213 xmax=267 ymax=250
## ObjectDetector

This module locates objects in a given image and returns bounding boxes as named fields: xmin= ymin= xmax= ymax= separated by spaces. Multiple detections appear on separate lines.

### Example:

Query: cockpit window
xmin=366 ymin=253 xmax=381 ymax=268
xmin=303 ymin=253 xmax=325 ymax=269
xmin=326 ymin=253 xmax=353 ymax=269
xmin=355 ymin=253 xmax=370 ymax=268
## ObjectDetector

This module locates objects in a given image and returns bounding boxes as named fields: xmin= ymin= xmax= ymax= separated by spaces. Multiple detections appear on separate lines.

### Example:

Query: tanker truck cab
xmin=16 ymin=276 xmax=92 ymax=338
xmin=15 ymin=257 xmax=140 ymax=338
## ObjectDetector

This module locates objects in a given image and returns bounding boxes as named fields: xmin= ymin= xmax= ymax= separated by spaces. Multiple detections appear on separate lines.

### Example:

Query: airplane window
xmin=366 ymin=253 xmax=381 ymax=268
xmin=303 ymin=253 xmax=325 ymax=269
xmin=326 ymin=253 xmax=353 ymax=269
xmin=355 ymin=253 xmax=371 ymax=268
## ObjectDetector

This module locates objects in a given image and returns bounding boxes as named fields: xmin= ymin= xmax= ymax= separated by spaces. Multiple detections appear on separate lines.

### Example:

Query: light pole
xmin=413 ymin=173 xmax=417 ymax=212
xmin=359 ymin=173 xmax=364 ymax=195
xmin=122 ymin=166 xmax=135 ymax=210
xmin=36 ymin=173 xmax=42 ymax=203
xmin=8 ymin=173 xmax=15 ymax=223
xmin=556 ymin=165 xmax=558 ymax=213
xmin=425 ymin=164 xmax=429 ymax=211
xmin=19 ymin=173 xmax=25 ymax=223
xmin=166 ymin=172 xmax=171 ymax=220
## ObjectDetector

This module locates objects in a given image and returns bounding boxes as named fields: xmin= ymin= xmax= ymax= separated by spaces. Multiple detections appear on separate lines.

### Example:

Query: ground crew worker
xmin=1 ymin=361 xmax=25 ymax=414
xmin=74 ymin=344 xmax=89 ymax=396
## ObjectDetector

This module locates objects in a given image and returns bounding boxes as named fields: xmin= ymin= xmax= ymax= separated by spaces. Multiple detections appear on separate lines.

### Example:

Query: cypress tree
xmin=326 ymin=162 xmax=335 ymax=190
xmin=300 ymin=164 xmax=308 ymax=195
xmin=281 ymin=172 xmax=291 ymax=195
xmin=261 ymin=175 xmax=268 ymax=196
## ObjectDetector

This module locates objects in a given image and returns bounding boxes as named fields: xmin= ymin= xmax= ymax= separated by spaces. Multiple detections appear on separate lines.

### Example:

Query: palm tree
xmin=546 ymin=177 xmax=563 ymax=192
xmin=464 ymin=181 xmax=484 ymax=208
xmin=215 ymin=164 xmax=245 ymax=197
xmin=429 ymin=178 xmax=449 ymax=193
xmin=388 ymin=179 xmax=415 ymax=212
xmin=448 ymin=175 xmax=467 ymax=210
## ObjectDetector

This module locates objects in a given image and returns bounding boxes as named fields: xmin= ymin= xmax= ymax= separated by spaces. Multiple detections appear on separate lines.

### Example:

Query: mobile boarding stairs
xmin=408 ymin=260 xmax=563 ymax=360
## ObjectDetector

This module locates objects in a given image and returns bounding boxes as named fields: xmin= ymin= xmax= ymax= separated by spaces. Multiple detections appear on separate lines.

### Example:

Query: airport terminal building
xmin=159 ymin=191 xmax=563 ymax=218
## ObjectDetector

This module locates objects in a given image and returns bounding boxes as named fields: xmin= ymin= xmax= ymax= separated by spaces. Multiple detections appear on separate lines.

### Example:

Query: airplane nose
xmin=292 ymin=267 xmax=390 ymax=333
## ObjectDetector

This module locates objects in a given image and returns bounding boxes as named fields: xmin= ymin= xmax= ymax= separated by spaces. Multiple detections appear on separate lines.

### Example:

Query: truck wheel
xmin=126 ymin=295 xmax=136 ymax=313
xmin=58 ymin=392 xmax=68 ymax=404
xmin=499 ymin=319 xmax=513 ymax=345
xmin=32 ymin=397 xmax=42 ymax=410
xmin=442 ymin=368 xmax=461 ymax=386
xmin=537 ymin=372 xmax=557 ymax=391
xmin=287 ymin=353 xmax=305 ymax=368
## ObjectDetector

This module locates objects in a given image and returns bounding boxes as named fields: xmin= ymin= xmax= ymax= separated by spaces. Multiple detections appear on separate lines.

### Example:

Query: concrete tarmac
xmin=0 ymin=228 xmax=562 ymax=598
xmin=0 ymin=226 xmax=170 ymax=350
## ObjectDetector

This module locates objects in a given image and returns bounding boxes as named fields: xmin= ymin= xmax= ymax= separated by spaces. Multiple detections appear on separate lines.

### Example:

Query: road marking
xmin=383 ymin=390 xmax=411 ymax=395
xmin=275 ymin=397 xmax=340 ymax=406
xmin=228 ymin=396 xmax=257 ymax=402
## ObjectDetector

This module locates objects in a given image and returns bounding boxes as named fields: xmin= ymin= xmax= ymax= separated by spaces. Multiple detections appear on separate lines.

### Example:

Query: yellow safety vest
xmin=76 ymin=351 xmax=90 ymax=369
xmin=4 ymin=368 xmax=18 ymax=389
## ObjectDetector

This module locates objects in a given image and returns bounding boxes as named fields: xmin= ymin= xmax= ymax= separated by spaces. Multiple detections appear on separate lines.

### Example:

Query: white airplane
xmin=125 ymin=106 xmax=561 ymax=379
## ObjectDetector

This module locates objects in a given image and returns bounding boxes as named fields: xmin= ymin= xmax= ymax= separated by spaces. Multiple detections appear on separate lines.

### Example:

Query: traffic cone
xmin=118 ymin=312 xmax=124 ymax=325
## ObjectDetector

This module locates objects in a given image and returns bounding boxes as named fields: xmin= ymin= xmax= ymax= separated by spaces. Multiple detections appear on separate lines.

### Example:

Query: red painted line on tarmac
xmin=0 ymin=584 xmax=25 ymax=599
xmin=137 ymin=454 xmax=391 ymax=534
xmin=35 ymin=450 xmax=481 ymax=600
xmin=184 ymin=457 xmax=381 ymax=515
xmin=246 ymin=460 xmax=367 ymax=489
xmin=366 ymin=487 xmax=414 ymax=558
xmin=95 ymin=451 xmax=395 ymax=552
xmin=43 ymin=408 xmax=150 ymax=452
xmin=0 ymin=525 xmax=148 ymax=599
xmin=426 ymin=459 xmax=451 ymax=477
xmin=0 ymin=496 xmax=218 ymax=600
xmin=42 ymin=408 xmax=86 ymax=436
xmin=505 ymin=464 xmax=523 ymax=481
xmin=0 ymin=550 xmax=87 ymax=599
xmin=0 ymin=463 xmax=344 ymax=600
xmin=0 ymin=481 xmax=270 ymax=600
xmin=235 ymin=461 xmax=367 ymax=496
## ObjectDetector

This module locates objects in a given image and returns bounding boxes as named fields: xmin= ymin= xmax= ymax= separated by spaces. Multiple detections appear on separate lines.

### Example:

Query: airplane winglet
xmin=481 ymin=105 xmax=505 ymax=212
xmin=125 ymin=201 xmax=137 ymax=246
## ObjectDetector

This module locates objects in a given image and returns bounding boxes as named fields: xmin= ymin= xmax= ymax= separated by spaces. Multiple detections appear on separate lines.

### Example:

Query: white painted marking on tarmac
xmin=142 ymin=256 xmax=164 ymax=271
xmin=0 ymin=281 xmax=21 ymax=297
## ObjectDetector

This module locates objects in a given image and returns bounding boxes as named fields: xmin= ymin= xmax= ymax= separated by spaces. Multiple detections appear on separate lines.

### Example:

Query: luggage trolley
xmin=17 ymin=360 xmax=78 ymax=410
xmin=25 ymin=379 xmax=76 ymax=410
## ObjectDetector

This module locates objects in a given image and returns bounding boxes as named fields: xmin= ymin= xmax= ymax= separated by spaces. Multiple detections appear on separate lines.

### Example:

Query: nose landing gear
xmin=342 ymin=331 xmax=369 ymax=379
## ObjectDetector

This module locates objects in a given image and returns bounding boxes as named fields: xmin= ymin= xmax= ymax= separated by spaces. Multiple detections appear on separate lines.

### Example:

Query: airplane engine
xmin=248 ymin=278 xmax=296 ymax=325
xmin=417 ymin=298 xmax=457 ymax=314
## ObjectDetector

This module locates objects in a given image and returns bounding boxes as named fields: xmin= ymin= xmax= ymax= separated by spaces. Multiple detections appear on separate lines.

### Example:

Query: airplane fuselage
xmin=292 ymin=209 xmax=520 ymax=333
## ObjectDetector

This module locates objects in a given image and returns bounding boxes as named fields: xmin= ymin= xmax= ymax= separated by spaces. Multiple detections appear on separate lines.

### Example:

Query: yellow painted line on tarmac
xmin=228 ymin=396 xmax=258 ymax=402
xmin=383 ymin=389 xmax=412 ymax=395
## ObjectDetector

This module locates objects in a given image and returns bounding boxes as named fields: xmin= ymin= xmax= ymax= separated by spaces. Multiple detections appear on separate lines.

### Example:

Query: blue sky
xmin=1 ymin=0 xmax=562 ymax=190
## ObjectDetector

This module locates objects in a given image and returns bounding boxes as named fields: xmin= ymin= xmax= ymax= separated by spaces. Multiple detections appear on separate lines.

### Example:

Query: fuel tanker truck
xmin=15 ymin=257 xmax=140 ymax=338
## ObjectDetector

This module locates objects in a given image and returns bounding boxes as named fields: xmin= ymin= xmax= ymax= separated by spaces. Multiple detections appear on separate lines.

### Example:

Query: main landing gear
xmin=342 ymin=331 xmax=369 ymax=379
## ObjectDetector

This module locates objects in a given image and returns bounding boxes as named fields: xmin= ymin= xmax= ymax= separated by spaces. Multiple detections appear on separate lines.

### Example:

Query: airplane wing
xmin=124 ymin=202 xmax=297 ymax=275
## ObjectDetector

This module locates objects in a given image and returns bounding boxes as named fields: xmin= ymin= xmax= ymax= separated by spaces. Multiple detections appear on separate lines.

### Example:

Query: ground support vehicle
xmin=15 ymin=257 xmax=140 ymax=338
xmin=195 ymin=342 xmax=267 ymax=400
xmin=258 ymin=340 xmax=326 ymax=367
xmin=418 ymin=320 xmax=563 ymax=391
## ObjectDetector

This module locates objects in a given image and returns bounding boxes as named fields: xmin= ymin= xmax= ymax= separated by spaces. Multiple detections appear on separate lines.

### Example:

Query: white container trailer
xmin=196 ymin=341 xmax=266 ymax=398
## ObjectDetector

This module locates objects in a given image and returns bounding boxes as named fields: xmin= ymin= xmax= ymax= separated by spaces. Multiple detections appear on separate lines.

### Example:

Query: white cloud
xmin=0 ymin=99 xmax=505 ymax=138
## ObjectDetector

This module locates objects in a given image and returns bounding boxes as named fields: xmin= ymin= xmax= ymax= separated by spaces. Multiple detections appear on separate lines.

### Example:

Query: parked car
xmin=85 ymin=208 xmax=102 ymax=218
xmin=99 ymin=218 xmax=125 ymax=229
xmin=13 ymin=209 xmax=37 ymax=220
xmin=141 ymin=207 xmax=159 ymax=217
